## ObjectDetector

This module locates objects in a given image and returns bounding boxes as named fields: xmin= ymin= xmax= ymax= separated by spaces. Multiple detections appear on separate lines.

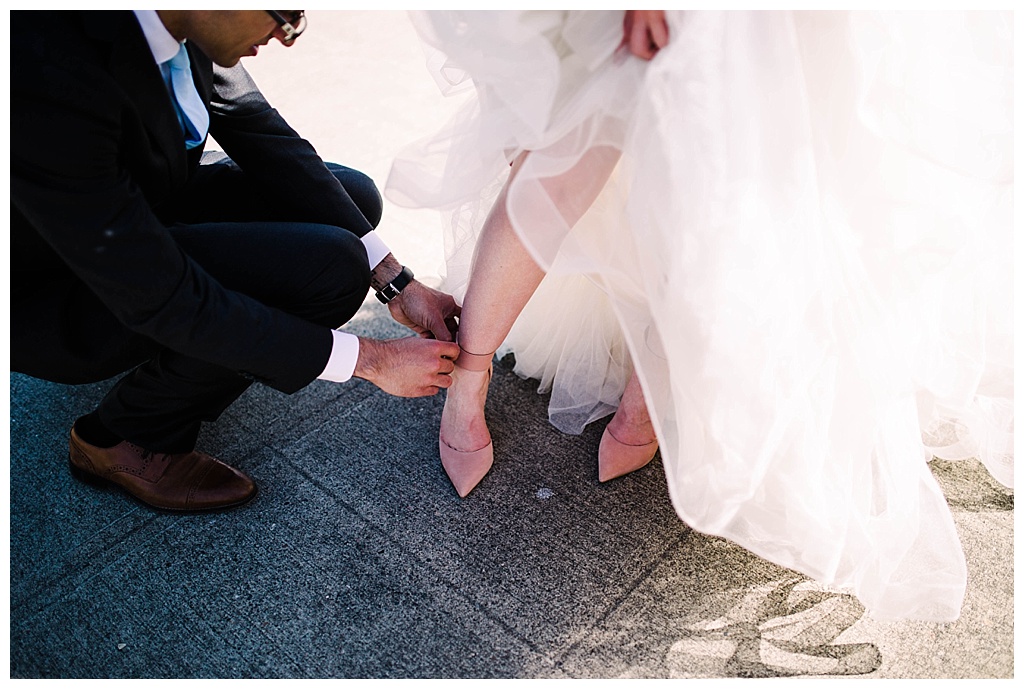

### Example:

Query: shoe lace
xmin=128 ymin=443 xmax=170 ymax=462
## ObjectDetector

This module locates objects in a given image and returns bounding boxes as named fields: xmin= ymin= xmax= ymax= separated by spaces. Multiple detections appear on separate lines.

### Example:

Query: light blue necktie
xmin=166 ymin=43 xmax=209 ymax=149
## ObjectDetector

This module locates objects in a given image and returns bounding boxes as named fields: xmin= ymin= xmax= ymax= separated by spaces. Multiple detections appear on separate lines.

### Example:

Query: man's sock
xmin=73 ymin=412 xmax=122 ymax=448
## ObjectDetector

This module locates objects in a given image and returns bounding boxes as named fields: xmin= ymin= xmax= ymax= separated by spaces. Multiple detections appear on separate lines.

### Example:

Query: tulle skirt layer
xmin=386 ymin=10 xmax=1014 ymax=622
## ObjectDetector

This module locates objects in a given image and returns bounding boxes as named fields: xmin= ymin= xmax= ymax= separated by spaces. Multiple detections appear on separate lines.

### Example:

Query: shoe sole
xmin=68 ymin=457 xmax=258 ymax=514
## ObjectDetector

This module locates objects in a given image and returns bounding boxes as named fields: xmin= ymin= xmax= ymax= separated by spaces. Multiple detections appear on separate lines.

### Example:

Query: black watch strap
xmin=375 ymin=266 xmax=414 ymax=304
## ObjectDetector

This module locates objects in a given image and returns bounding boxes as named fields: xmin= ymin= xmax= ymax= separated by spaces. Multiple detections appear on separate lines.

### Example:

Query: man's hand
xmin=388 ymin=280 xmax=461 ymax=342
xmin=622 ymin=10 xmax=669 ymax=61
xmin=353 ymin=336 xmax=459 ymax=397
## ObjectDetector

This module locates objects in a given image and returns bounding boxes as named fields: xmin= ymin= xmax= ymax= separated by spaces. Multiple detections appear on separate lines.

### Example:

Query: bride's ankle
xmin=450 ymin=365 xmax=490 ymax=395
xmin=440 ymin=386 xmax=491 ymax=451
xmin=444 ymin=365 xmax=490 ymax=416
xmin=608 ymin=403 xmax=655 ymax=446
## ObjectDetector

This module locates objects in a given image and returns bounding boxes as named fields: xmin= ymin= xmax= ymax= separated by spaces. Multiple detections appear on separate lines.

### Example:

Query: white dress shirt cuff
xmin=318 ymin=330 xmax=360 ymax=383
xmin=318 ymin=233 xmax=390 ymax=383
xmin=360 ymin=231 xmax=390 ymax=269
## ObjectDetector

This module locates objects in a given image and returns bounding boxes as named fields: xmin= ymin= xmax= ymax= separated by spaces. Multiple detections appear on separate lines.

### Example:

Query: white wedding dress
xmin=386 ymin=10 xmax=1014 ymax=622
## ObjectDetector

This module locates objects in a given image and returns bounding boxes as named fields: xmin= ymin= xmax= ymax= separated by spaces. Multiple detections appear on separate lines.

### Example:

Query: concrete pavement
xmin=6 ymin=11 xmax=1014 ymax=679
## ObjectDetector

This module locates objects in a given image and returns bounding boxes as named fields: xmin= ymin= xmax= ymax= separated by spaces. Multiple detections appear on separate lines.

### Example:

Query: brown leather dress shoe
xmin=68 ymin=428 xmax=256 ymax=512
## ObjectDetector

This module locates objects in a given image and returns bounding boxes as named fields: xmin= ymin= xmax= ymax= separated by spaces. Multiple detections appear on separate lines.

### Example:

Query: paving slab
xmin=6 ymin=10 xmax=1014 ymax=680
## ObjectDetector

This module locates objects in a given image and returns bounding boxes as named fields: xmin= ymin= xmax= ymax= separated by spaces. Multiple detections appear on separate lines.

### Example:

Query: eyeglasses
xmin=266 ymin=10 xmax=307 ymax=44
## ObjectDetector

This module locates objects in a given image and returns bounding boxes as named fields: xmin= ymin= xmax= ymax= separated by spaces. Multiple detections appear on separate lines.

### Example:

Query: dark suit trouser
xmin=12 ymin=158 xmax=381 ymax=453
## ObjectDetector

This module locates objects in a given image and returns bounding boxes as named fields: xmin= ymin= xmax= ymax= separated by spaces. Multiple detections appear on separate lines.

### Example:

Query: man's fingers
xmin=435 ymin=299 xmax=461 ymax=341
xmin=431 ymin=320 xmax=455 ymax=343
xmin=435 ymin=340 xmax=461 ymax=360
xmin=365 ymin=337 xmax=464 ymax=397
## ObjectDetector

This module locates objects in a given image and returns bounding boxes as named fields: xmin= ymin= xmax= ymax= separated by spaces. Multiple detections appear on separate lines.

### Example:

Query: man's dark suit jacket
xmin=11 ymin=11 xmax=373 ymax=393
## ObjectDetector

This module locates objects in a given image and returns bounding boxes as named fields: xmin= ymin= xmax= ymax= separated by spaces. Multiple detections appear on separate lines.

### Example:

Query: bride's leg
xmin=441 ymin=166 xmax=546 ymax=452
xmin=599 ymin=366 xmax=658 ymax=482
xmin=438 ymin=157 xmax=544 ymax=497
xmin=606 ymin=368 xmax=656 ymax=445
xmin=442 ymin=147 xmax=621 ymax=496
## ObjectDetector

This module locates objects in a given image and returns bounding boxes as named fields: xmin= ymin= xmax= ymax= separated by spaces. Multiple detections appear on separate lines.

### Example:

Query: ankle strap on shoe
xmin=454 ymin=345 xmax=495 ymax=371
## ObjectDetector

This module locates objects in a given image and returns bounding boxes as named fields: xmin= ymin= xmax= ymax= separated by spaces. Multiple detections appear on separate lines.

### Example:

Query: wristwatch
xmin=375 ymin=266 xmax=414 ymax=304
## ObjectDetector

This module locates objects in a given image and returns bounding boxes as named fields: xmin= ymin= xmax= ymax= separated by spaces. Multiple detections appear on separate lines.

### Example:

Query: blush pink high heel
xmin=438 ymin=346 xmax=495 ymax=498
xmin=598 ymin=426 xmax=658 ymax=482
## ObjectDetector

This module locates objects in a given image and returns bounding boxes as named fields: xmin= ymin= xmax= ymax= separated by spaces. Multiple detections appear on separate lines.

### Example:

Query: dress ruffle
xmin=386 ymin=10 xmax=1014 ymax=622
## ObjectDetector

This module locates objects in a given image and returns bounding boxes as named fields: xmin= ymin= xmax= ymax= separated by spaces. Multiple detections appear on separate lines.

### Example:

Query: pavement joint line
xmin=10 ymin=508 xmax=170 ymax=620
xmin=281 ymin=443 xmax=563 ymax=660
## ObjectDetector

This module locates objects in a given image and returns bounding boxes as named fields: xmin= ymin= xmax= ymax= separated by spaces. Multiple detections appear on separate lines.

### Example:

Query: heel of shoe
xmin=598 ymin=427 xmax=658 ymax=483
xmin=68 ymin=458 xmax=108 ymax=489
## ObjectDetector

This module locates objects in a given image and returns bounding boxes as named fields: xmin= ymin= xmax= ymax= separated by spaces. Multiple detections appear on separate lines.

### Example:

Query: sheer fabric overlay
xmin=386 ymin=11 xmax=1014 ymax=622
